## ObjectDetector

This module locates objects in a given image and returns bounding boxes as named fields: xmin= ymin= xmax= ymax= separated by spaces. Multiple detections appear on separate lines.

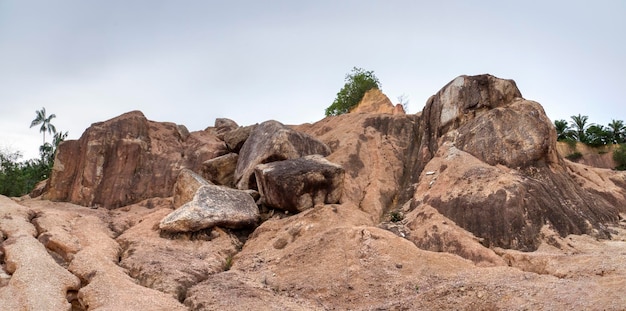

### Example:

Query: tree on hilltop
xmin=554 ymin=119 xmax=572 ymax=141
xmin=570 ymin=114 xmax=590 ymax=143
xmin=608 ymin=119 xmax=626 ymax=144
xmin=325 ymin=67 xmax=381 ymax=116
xmin=30 ymin=107 xmax=57 ymax=145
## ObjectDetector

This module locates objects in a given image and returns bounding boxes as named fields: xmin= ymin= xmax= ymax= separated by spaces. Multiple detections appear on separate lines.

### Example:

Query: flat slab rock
xmin=159 ymin=184 xmax=259 ymax=232
xmin=255 ymin=155 xmax=344 ymax=213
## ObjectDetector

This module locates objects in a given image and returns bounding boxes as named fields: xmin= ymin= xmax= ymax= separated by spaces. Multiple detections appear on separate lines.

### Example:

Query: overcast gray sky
xmin=1 ymin=1 xmax=624 ymax=159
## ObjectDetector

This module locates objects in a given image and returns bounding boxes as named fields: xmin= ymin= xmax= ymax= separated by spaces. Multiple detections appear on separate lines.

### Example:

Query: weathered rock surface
xmin=114 ymin=201 xmax=241 ymax=302
xmin=557 ymin=141 xmax=618 ymax=169
xmin=296 ymin=112 xmax=419 ymax=220
xmin=223 ymin=124 xmax=256 ymax=153
xmin=202 ymin=153 xmax=238 ymax=187
xmin=0 ymin=196 xmax=80 ymax=311
xmin=172 ymin=169 xmax=212 ymax=208
xmin=214 ymin=118 xmax=238 ymax=139
xmin=350 ymin=88 xmax=400 ymax=114
xmin=159 ymin=185 xmax=259 ymax=232
xmin=254 ymin=155 xmax=344 ymax=212
xmin=452 ymin=99 xmax=558 ymax=168
xmin=402 ymin=204 xmax=507 ymax=267
xmin=44 ymin=111 xmax=227 ymax=208
xmin=234 ymin=120 xmax=331 ymax=190
xmin=4 ymin=73 xmax=626 ymax=310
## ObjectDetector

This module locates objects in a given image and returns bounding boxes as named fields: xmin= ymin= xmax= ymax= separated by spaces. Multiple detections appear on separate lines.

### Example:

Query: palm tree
xmin=608 ymin=119 xmax=625 ymax=144
xmin=570 ymin=114 xmax=589 ymax=143
xmin=30 ymin=107 xmax=56 ymax=145
xmin=554 ymin=119 xmax=571 ymax=141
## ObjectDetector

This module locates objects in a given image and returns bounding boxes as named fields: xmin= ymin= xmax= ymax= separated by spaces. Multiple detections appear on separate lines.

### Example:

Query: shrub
xmin=614 ymin=144 xmax=626 ymax=170
xmin=325 ymin=67 xmax=381 ymax=116
xmin=565 ymin=152 xmax=583 ymax=161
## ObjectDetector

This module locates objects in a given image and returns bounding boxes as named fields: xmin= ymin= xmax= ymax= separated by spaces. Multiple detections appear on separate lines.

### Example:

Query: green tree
xmin=325 ymin=67 xmax=381 ymax=116
xmin=554 ymin=119 xmax=573 ymax=141
xmin=570 ymin=114 xmax=589 ymax=143
xmin=608 ymin=119 xmax=625 ymax=144
xmin=614 ymin=144 xmax=626 ymax=170
xmin=30 ymin=107 xmax=57 ymax=144
xmin=585 ymin=124 xmax=611 ymax=147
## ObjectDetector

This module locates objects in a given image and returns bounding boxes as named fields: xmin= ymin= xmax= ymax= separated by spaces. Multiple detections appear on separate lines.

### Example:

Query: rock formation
xmin=3 ymin=74 xmax=626 ymax=310
xmin=159 ymin=184 xmax=260 ymax=232
xmin=254 ymin=154 xmax=344 ymax=212
xmin=234 ymin=120 xmax=331 ymax=190
xmin=44 ymin=111 xmax=227 ymax=208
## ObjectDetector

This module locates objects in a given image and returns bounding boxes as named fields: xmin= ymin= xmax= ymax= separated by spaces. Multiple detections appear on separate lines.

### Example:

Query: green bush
xmin=325 ymin=67 xmax=381 ymax=116
xmin=565 ymin=152 xmax=583 ymax=161
xmin=614 ymin=144 xmax=626 ymax=170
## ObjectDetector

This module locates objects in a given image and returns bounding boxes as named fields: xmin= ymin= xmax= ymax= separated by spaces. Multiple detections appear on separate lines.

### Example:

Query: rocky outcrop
xmin=350 ymin=88 xmax=403 ymax=115
xmin=44 ymin=111 xmax=227 ymax=208
xmin=452 ymin=99 xmax=558 ymax=168
xmin=296 ymin=112 xmax=419 ymax=220
xmin=405 ymin=75 xmax=621 ymax=250
xmin=234 ymin=120 xmax=331 ymax=190
xmin=214 ymin=118 xmax=239 ymax=139
xmin=159 ymin=185 xmax=259 ymax=232
xmin=254 ymin=155 xmax=344 ymax=212
xmin=202 ymin=153 xmax=238 ymax=187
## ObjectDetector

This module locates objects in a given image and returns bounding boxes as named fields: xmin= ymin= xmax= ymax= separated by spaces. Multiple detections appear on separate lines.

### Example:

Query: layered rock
xmin=234 ymin=120 xmax=331 ymax=190
xmin=44 ymin=111 xmax=227 ymax=208
xmin=159 ymin=185 xmax=260 ymax=232
xmin=254 ymin=155 xmax=344 ymax=212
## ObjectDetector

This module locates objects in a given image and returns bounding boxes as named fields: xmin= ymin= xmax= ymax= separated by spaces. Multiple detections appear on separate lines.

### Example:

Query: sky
xmin=1 ymin=1 xmax=624 ymax=160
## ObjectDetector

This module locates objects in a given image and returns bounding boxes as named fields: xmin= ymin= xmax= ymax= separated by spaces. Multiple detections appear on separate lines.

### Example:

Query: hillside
xmin=1 ymin=74 xmax=626 ymax=310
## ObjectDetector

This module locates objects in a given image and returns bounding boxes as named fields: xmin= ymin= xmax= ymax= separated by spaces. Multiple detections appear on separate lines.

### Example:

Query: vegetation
xmin=565 ymin=152 xmax=583 ymax=161
xmin=614 ymin=144 xmax=626 ymax=170
xmin=0 ymin=108 xmax=66 ymax=197
xmin=554 ymin=115 xmax=626 ymax=170
xmin=325 ymin=67 xmax=381 ymax=116
xmin=30 ymin=107 xmax=57 ymax=145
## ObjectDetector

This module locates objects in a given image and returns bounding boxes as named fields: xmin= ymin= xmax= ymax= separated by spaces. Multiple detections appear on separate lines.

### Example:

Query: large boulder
xmin=254 ymin=155 xmax=344 ymax=212
xmin=452 ymin=99 xmax=559 ymax=168
xmin=224 ymin=124 xmax=256 ymax=153
xmin=234 ymin=120 xmax=331 ymax=190
xmin=202 ymin=153 xmax=238 ymax=187
xmin=44 ymin=111 xmax=227 ymax=208
xmin=214 ymin=118 xmax=239 ymax=139
xmin=172 ymin=169 xmax=212 ymax=208
xmin=405 ymin=73 xmax=621 ymax=251
xmin=159 ymin=185 xmax=260 ymax=232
